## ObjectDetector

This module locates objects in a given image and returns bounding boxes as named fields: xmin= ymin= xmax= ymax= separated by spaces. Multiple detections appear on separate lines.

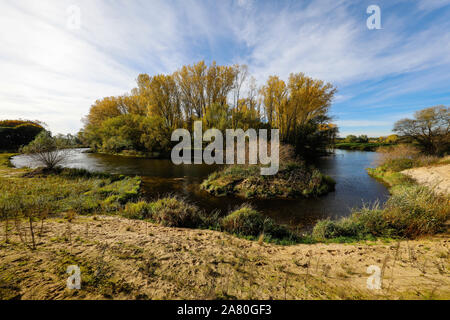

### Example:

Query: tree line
xmin=0 ymin=120 xmax=44 ymax=152
xmin=80 ymin=61 xmax=338 ymax=159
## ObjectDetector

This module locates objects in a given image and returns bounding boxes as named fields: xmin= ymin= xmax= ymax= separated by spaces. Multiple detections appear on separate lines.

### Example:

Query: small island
xmin=201 ymin=162 xmax=335 ymax=199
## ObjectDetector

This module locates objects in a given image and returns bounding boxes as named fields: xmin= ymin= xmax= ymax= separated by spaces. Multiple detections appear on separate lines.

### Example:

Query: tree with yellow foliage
xmin=81 ymin=61 xmax=337 ymax=158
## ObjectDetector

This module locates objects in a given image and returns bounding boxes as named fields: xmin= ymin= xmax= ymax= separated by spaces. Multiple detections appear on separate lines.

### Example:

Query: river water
xmin=11 ymin=149 xmax=389 ymax=229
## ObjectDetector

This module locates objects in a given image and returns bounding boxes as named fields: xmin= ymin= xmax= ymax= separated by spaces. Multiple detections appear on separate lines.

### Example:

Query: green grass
xmin=315 ymin=149 xmax=450 ymax=242
xmin=313 ymin=180 xmax=449 ymax=241
xmin=0 ymin=167 xmax=141 ymax=218
xmin=0 ymin=153 xmax=17 ymax=168
xmin=334 ymin=142 xmax=392 ymax=151
xmin=366 ymin=166 xmax=413 ymax=187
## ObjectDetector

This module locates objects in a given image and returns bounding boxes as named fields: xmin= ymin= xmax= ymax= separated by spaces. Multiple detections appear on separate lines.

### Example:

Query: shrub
xmin=312 ymin=185 xmax=449 ymax=240
xmin=221 ymin=205 xmax=293 ymax=239
xmin=221 ymin=205 xmax=266 ymax=236
xmin=383 ymin=185 xmax=450 ymax=238
xmin=312 ymin=217 xmax=366 ymax=241
xmin=149 ymin=196 xmax=203 ymax=228
xmin=375 ymin=144 xmax=426 ymax=171
xmin=123 ymin=201 xmax=151 ymax=219
xmin=21 ymin=131 xmax=73 ymax=169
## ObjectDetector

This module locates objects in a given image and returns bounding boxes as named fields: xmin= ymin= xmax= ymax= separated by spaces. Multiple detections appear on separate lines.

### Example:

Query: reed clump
xmin=313 ymin=184 xmax=449 ymax=241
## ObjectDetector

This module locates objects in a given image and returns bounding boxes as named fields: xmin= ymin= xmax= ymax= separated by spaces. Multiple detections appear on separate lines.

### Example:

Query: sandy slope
xmin=402 ymin=164 xmax=450 ymax=195
xmin=1 ymin=216 xmax=449 ymax=300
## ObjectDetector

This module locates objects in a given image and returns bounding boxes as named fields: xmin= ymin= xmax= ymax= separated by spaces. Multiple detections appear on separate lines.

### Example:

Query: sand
xmin=1 ymin=216 xmax=449 ymax=300
xmin=402 ymin=164 xmax=450 ymax=195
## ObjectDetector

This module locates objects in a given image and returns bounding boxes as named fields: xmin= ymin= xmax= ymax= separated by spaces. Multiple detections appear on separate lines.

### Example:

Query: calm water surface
xmin=12 ymin=149 xmax=389 ymax=229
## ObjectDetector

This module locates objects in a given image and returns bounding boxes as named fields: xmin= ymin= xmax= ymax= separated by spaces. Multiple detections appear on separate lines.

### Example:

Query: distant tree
xmin=0 ymin=120 xmax=44 ymax=151
xmin=21 ymin=131 xmax=72 ymax=169
xmin=357 ymin=135 xmax=369 ymax=143
xmin=393 ymin=105 xmax=449 ymax=155
xmin=55 ymin=133 xmax=82 ymax=147
xmin=345 ymin=135 xmax=358 ymax=143
xmin=385 ymin=134 xmax=399 ymax=144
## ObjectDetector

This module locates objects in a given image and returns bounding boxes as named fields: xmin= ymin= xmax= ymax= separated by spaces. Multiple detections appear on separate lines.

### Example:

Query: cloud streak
xmin=0 ymin=0 xmax=449 ymax=136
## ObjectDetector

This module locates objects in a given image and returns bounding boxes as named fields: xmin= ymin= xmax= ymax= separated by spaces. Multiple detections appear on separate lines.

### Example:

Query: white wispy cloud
xmin=0 ymin=0 xmax=449 ymax=135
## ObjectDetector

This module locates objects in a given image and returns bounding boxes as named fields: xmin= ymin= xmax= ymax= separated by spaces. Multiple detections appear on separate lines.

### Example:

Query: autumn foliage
xmin=81 ymin=61 xmax=338 ymax=158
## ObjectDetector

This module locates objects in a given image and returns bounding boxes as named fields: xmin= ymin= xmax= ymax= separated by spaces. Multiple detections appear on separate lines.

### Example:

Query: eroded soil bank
xmin=402 ymin=164 xmax=450 ymax=195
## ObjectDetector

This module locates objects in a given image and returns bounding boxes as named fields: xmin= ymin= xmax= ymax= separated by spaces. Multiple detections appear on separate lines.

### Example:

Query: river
xmin=11 ymin=149 xmax=389 ymax=229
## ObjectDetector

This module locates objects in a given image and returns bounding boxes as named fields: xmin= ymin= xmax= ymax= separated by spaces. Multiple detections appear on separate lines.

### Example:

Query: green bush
xmin=123 ymin=201 xmax=152 ymax=219
xmin=149 ymin=196 xmax=203 ymax=228
xmin=312 ymin=218 xmax=362 ymax=240
xmin=221 ymin=205 xmax=293 ymax=239
xmin=221 ymin=206 xmax=266 ymax=236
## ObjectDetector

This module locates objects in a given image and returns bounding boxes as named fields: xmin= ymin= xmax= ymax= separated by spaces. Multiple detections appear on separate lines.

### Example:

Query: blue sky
xmin=1 ymin=0 xmax=449 ymax=137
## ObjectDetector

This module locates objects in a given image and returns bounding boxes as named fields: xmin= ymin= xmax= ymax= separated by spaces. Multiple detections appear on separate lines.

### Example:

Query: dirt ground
xmin=402 ymin=164 xmax=450 ymax=195
xmin=1 ymin=216 xmax=449 ymax=300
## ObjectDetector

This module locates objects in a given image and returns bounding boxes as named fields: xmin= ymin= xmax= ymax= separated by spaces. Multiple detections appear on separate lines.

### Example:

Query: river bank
xmin=1 ymin=215 xmax=449 ymax=300
xmin=10 ymin=149 xmax=390 ymax=229
xmin=402 ymin=163 xmax=450 ymax=195
xmin=1 ymin=152 xmax=449 ymax=300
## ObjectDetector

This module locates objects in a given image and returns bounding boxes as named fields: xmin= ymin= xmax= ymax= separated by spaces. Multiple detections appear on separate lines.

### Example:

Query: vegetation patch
xmin=147 ymin=196 xmax=205 ymax=228
xmin=0 ymin=120 xmax=44 ymax=152
xmin=334 ymin=142 xmax=392 ymax=151
xmin=221 ymin=205 xmax=296 ymax=241
xmin=366 ymin=144 xmax=445 ymax=186
xmin=201 ymin=162 xmax=335 ymax=199
xmin=316 ymin=144 xmax=450 ymax=242
xmin=313 ymin=184 xmax=449 ymax=241
xmin=0 ymin=163 xmax=142 ymax=249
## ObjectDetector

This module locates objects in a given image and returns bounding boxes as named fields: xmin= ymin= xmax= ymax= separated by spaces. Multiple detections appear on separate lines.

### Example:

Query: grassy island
xmin=201 ymin=162 xmax=336 ymax=199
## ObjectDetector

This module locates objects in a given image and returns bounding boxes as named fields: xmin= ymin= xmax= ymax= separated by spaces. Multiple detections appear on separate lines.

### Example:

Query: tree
xmin=80 ymin=61 xmax=339 ymax=159
xmin=385 ymin=134 xmax=399 ymax=144
xmin=260 ymin=75 xmax=287 ymax=128
xmin=357 ymin=135 xmax=369 ymax=143
xmin=0 ymin=120 xmax=44 ymax=151
xmin=260 ymin=73 xmax=336 ymax=157
xmin=345 ymin=135 xmax=357 ymax=143
xmin=393 ymin=105 xmax=449 ymax=155
xmin=21 ymin=131 xmax=72 ymax=169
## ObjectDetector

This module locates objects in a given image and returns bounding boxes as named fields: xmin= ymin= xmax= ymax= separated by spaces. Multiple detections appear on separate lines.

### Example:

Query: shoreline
xmin=1 ymin=152 xmax=449 ymax=300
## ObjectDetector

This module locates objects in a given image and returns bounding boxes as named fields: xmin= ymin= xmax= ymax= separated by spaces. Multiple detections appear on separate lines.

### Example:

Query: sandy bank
xmin=1 ymin=216 xmax=449 ymax=300
xmin=402 ymin=164 xmax=450 ymax=195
